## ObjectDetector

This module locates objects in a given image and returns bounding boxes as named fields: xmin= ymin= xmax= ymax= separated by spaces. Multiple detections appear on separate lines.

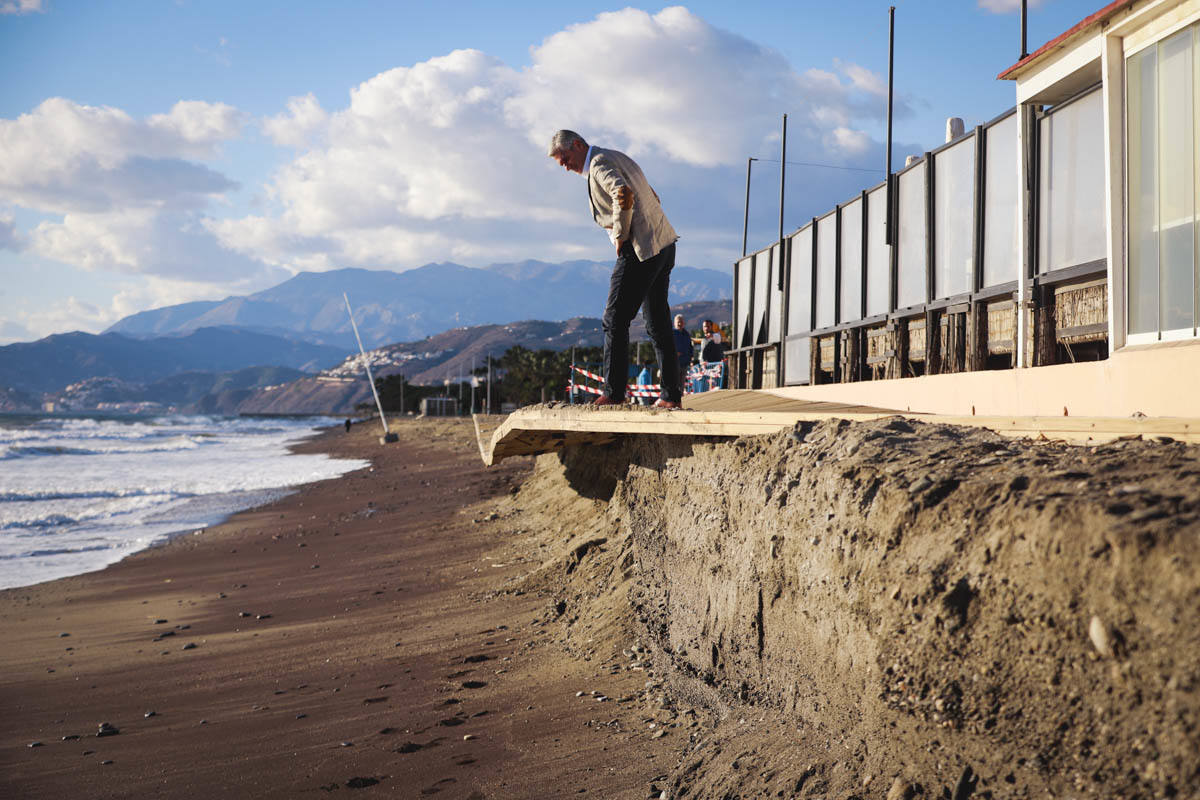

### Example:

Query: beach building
xmin=728 ymin=0 xmax=1200 ymax=419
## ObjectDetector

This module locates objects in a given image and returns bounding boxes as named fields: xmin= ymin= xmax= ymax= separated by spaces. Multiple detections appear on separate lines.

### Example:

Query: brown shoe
xmin=593 ymin=395 xmax=623 ymax=406
xmin=653 ymin=399 xmax=681 ymax=410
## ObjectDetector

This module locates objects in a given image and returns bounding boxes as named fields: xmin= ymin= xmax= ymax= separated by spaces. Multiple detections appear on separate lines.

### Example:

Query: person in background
xmin=672 ymin=314 xmax=694 ymax=391
xmin=696 ymin=319 xmax=725 ymax=363
xmin=636 ymin=363 xmax=654 ymax=406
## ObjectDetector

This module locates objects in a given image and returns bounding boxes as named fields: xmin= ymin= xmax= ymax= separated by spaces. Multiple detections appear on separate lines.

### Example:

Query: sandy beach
xmin=0 ymin=418 xmax=682 ymax=799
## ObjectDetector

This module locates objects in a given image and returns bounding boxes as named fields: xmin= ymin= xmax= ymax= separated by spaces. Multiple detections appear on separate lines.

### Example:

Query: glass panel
xmin=816 ymin=214 xmax=838 ymax=328
xmin=982 ymin=114 xmax=1019 ymax=288
xmin=787 ymin=227 xmax=813 ymax=335
xmin=865 ymin=184 xmax=891 ymax=315
xmin=934 ymin=135 xmax=976 ymax=298
xmin=840 ymin=198 xmax=863 ymax=322
xmin=1128 ymin=46 xmax=1159 ymax=335
xmin=736 ymin=256 xmax=754 ymax=346
xmin=767 ymin=245 xmax=783 ymax=342
xmin=897 ymin=165 xmax=927 ymax=308
xmin=784 ymin=336 xmax=810 ymax=385
xmin=1038 ymin=89 xmax=1107 ymax=272
xmin=754 ymin=249 xmax=771 ymax=343
xmin=1159 ymin=29 xmax=1195 ymax=333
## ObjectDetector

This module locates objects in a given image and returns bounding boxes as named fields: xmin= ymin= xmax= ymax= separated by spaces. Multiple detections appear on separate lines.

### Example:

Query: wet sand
xmin=0 ymin=418 xmax=680 ymax=799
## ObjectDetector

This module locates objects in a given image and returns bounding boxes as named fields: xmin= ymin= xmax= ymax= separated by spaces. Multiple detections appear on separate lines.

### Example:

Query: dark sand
xmin=0 ymin=418 xmax=680 ymax=799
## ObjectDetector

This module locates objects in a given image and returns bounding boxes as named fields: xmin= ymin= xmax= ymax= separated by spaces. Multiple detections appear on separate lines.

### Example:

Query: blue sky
xmin=0 ymin=0 xmax=1103 ymax=343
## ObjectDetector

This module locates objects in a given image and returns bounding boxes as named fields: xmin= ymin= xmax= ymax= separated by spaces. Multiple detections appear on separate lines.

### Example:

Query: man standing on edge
xmin=547 ymin=130 xmax=682 ymax=409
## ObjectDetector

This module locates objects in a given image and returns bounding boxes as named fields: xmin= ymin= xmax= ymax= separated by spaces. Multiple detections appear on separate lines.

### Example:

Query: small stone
xmin=296 ymin=713 xmax=307 ymax=720
xmin=346 ymin=777 xmax=379 ymax=789
xmin=652 ymin=729 xmax=667 ymax=739
xmin=62 ymin=734 xmax=80 ymax=741
xmin=463 ymin=734 xmax=476 ymax=741
xmin=96 ymin=722 xmax=119 ymax=737
xmin=886 ymin=777 xmax=916 ymax=800
xmin=28 ymin=741 xmax=43 ymax=748
xmin=256 ymin=614 xmax=272 ymax=620
xmin=199 ymin=720 xmax=208 ymax=725
xmin=154 ymin=619 xmax=168 ymax=625
xmin=100 ymin=759 xmax=113 ymax=765
xmin=340 ymin=741 xmax=353 ymax=747
xmin=182 ymin=643 xmax=198 ymax=651
xmin=59 ymin=632 xmax=70 ymax=638
xmin=144 ymin=711 xmax=157 ymax=718
xmin=575 ymin=691 xmax=584 ymax=697
xmin=1089 ymin=615 xmax=1112 ymax=658
xmin=238 ymin=612 xmax=251 ymax=618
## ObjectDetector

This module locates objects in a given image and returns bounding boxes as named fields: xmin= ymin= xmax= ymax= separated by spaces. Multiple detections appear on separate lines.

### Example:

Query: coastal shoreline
xmin=1 ymin=417 xmax=682 ymax=799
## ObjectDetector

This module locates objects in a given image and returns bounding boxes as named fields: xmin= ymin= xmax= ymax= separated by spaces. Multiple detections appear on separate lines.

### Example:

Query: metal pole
xmin=486 ymin=354 xmax=492 ymax=414
xmin=742 ymin=157 xmax=756 ymax=257
xmin=1020 ymin=0 xmax=1028 ymax=59
xmin=343 ymin=293 xmax=391 ymax=440
xmin=570 ymin=347 xmax=575 ymax=405
xmin=470 ymin=357 xmax=475 ymax=413
xmin=885 ymin=6 xmax=895 ymax=246
xmin=778 ymin=114 xmax=787 ymax=291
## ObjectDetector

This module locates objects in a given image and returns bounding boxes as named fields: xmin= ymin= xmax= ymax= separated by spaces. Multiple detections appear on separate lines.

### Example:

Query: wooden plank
xmin=480 ymin=402 xmax=1200 ymax=464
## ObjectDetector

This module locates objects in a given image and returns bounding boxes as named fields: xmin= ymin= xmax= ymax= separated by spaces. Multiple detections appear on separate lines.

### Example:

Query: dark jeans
xmin=602 ymin=241 xmax=681 ymax=403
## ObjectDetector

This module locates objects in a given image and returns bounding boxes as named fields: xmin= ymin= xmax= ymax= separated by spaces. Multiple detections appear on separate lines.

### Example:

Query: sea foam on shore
xmin=0 ymin=414 xmax=368 ymax=590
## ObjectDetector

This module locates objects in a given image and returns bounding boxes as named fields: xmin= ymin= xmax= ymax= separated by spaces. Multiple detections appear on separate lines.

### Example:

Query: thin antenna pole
xmin=486 ymin=354 xmax=492 ymax=414
xmin=742 ymin=157 xmax=756 ymax=257
xmin=885 ymin=6 xmax=895 ymax=246
xmin=777 ymin=114 xmax=787 ymax=291
xmin=343 ymin=293 xmax=390 ymax=439
xmin=1020 ymin=0 xmax=1029 ymax=59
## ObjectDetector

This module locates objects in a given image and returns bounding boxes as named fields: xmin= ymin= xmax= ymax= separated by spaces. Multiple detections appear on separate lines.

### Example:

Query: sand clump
xmin=503 ymin=416 xmax=1200 ymax=798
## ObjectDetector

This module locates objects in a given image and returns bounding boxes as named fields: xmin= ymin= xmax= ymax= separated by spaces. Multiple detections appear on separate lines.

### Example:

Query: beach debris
xmin=96 ymin=722 xmax=119 ymax=737
xmin=346 ymin=777 xmax=379 ymax=789
xmin=182 ymin=643 xmax=198 ymax=650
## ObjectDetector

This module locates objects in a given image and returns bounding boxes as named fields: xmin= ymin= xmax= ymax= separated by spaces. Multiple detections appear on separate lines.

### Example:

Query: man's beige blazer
xmin=586 ymin=146 xmax=678 ymax=262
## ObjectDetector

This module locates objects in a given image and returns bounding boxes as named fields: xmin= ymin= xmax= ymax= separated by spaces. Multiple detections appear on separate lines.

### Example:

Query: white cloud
xmin=0 ymin=0 xmax=44 ymax=15
xmin=978 ymin=0 xmax=1046 ymax=13
xmin=0 ymin=97 xmax=271 ymax=281
xmin=0 ymin=211 xmax=21 ymax=250
xmin=220 ymin=7 xmax=892 ymax=273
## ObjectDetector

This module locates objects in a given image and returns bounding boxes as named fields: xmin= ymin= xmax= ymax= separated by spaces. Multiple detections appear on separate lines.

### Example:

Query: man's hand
xmin=614 ymin=237 xmax=624 ymax=253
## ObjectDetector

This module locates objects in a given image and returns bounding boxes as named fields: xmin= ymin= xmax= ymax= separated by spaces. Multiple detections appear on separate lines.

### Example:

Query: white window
xmin=1127 ymin=24 xmax=1200 ymax=341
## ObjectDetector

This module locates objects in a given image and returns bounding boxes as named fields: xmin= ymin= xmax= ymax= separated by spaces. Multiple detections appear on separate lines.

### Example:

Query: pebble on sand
xmin=144 ymin=711 xmax=157 ymax=718
xmin=463 ymin=734 xmax=477 ymax=740
xmin=96 ymin=722 xmax=119 ymax=737
xmin=28 ymin=741 xmax=43 ymax=748
xmin=1089 ymin=615 xmax=1112 ymax=658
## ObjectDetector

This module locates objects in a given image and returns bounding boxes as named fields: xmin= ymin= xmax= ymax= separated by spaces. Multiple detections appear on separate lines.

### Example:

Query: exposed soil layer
xmin=506 ymin=417 xmax=1200 ymax=799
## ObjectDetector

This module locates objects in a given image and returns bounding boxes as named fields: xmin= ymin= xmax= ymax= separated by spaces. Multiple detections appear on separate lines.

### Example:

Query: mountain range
xmin=105 ymin=261 xmax=731 ymax=349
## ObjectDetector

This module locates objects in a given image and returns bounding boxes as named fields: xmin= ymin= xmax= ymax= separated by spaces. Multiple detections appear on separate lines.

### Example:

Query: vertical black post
xmin=742 ymin=158 xmax=755 ymax=257
xmin=1020 ymin=0 xmax=1029 ymax=60
xmin=885 ymin=6 xmax=896 ymax=246
xmin=778 ymin=114 xmax=787 ymax=290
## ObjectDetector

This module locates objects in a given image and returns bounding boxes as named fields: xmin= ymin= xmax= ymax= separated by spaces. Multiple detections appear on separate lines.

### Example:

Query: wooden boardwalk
xmin=473 ymin=391 xmax=1200 ymax=465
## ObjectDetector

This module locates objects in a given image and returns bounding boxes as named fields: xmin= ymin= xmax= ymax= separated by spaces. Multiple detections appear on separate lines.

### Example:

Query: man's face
xmin=551 ymin=139 xmax=587 ymax=174
xmin=702 ymin=321 xmax=712 ymax=334
xmin=674 ymin=316 xmax=685 ymax=330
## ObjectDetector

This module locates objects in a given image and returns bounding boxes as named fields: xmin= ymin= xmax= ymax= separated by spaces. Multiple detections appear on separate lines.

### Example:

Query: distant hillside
xmin=228 ymin=299 xmax=732 ymax=415
xmin=0 ymin=328 xmax=348 ymax=395
xmin=104 ymin=261 xmax=732 ymax=349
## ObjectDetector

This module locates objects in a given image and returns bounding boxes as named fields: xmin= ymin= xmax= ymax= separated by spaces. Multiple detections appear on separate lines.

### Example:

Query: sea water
xmin=0 ymin=414 xmax=369 ymax=590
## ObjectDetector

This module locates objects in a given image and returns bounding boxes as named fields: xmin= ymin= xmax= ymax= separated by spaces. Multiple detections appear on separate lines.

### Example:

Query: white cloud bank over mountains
xmin=2 ymin=6 xmax=900 ymax=337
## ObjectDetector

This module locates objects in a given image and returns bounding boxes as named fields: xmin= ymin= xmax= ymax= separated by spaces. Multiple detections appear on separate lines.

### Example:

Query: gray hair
xmin=547 ymin=129 xmax=586 ymax=156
